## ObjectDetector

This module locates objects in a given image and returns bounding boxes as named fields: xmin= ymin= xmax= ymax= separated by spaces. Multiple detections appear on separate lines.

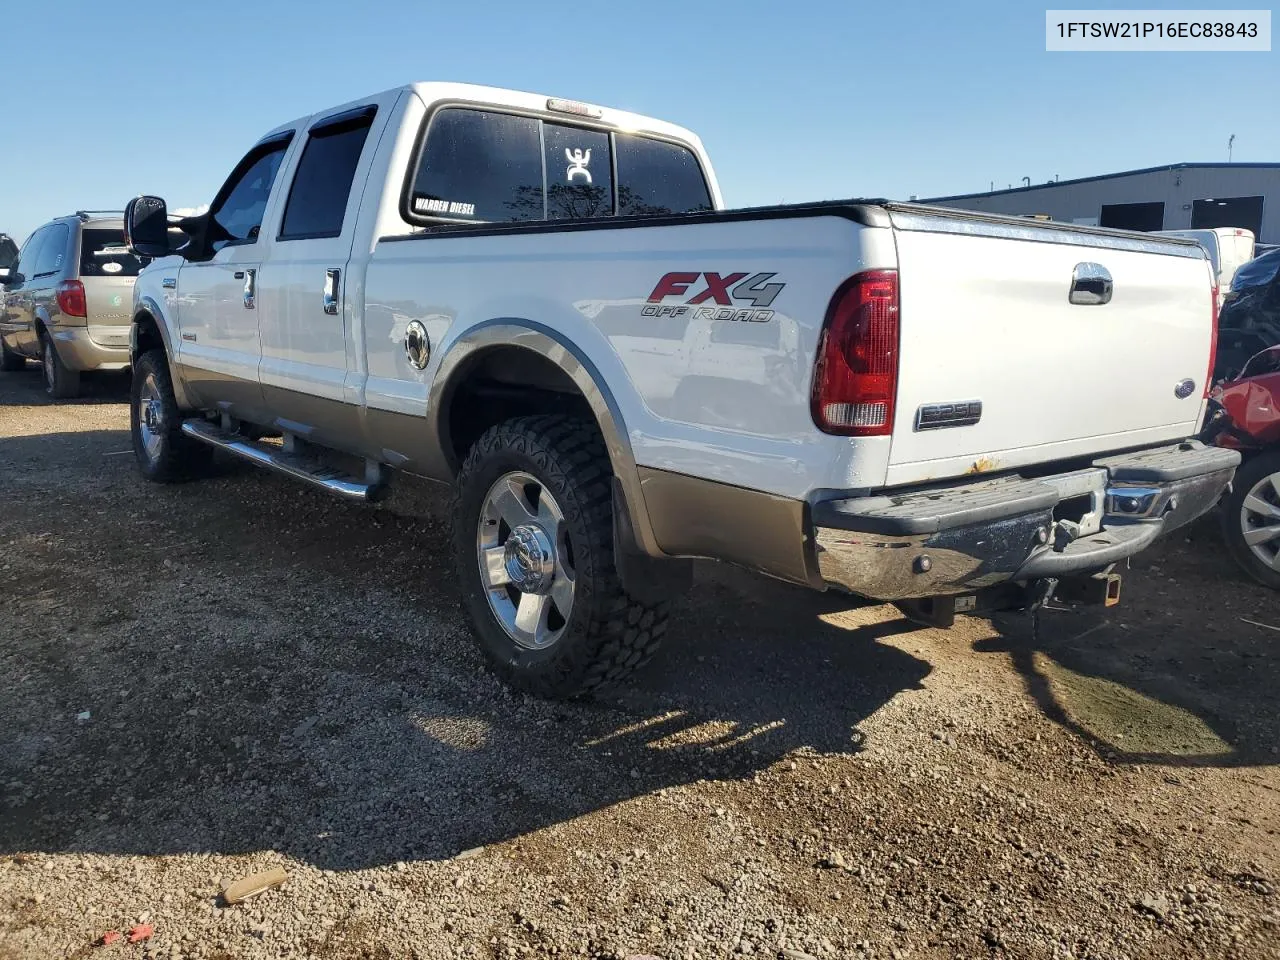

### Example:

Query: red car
xmin=1206 ymin=345 xmax=1280 ymax=589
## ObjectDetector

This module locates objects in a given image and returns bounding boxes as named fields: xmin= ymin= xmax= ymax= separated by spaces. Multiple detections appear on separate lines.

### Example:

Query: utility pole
xmin=1228 ymin=134 xmax=1235 ymax=162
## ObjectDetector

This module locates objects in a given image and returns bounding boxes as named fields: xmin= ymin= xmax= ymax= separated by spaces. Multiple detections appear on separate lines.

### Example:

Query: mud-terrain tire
xmin=1221 ymin=450 xmax=1280 ymax=591
xmin=452 ymin=415 xmax=669 ymax=699
xmin=40 ymin=331 xmax=80 ymax=398
xmin=0 ymin=338 xmax=24 ymax=372
xmin=131 ymin=349 xmax=213 ymax=482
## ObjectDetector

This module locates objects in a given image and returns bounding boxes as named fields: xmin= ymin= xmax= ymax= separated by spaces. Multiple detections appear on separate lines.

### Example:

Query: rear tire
xmin=0 ymin=338 xmax=24 ymax=372
xmin=130 ymin=349 xmax=212 ymax=482
xmin=1220 ymin=450 xmax=1280 ymax=591
xmin=40 ymin=332 xmax=80 ymax=398
xmin=452 ymin=415 xmax=669 ymax=699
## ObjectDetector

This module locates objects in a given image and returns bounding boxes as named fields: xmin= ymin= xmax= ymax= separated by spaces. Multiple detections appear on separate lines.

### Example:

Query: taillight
xmin=811 ymin=269 xmax=900 ymax=435
xmin=1205 ymin=282 xmax=1219 ymax=397
xmin=56 ymin=279 xmax=86 ymax=318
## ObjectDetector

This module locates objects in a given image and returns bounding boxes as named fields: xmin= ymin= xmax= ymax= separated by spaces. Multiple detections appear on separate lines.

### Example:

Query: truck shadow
xmin=977 ymin=516 xmax=1280 ymax=769
xmin=0 ymin=430 xmax=1275 ymax=874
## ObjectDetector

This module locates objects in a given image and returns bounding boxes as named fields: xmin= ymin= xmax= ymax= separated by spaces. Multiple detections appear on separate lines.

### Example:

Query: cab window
xmin=209 ymin=136 xmax=292 ymax=250
xmin=410 ymin=109 xmax=543 ymax=222
xmin=279 ymin=108 xmax=377 ymax=240
xmin=615 ymin=134 xmax=712 ymax=216
xmin=406 ymin=107 xmax=712 ymax=224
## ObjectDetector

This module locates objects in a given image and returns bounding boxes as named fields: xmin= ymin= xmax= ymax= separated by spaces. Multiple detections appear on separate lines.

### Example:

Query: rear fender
xmin=427 ymin=319 xmax=667 ymax=562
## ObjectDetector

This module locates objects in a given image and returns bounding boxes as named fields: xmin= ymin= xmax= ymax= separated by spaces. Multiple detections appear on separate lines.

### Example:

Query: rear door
xmin=77 ymin=225 xmax=141 ymax=354
xmin=26 ymin=222 xmax=70 ymax=345
xmin=885 ymin=208 xmax=1214 ymax=485
xmin=256 ymin=101 xmax=383 ymax=445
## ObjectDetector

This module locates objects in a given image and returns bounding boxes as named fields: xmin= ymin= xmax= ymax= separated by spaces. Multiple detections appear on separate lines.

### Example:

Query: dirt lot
xmin=1 ymin=368 xmax=1278 ymax=960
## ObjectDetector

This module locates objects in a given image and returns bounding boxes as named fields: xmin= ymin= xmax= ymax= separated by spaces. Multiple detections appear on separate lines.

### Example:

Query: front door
xmin=174 ymin=134 xmax=295 ymax=417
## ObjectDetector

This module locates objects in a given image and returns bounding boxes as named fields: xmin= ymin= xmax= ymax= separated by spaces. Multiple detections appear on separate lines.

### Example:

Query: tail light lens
xmin=56 ymin=279 xmax=87 ymax=318
xmin=1205 ymin=282 xmax=1219 ymax=397
xmin=811 ymin=269 xmax=900 ymax=435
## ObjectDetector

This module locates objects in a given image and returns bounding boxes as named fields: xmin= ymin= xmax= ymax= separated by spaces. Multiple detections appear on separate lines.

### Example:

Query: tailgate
xmin=884 ymin=206 xmax=1214 ymax=486
xmin=81 ymin=276 xmax=135 ymax=347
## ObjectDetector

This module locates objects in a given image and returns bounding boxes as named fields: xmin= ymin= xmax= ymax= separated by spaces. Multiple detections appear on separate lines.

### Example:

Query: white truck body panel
xmin=365 ymin=216 xmax=898 ymax=499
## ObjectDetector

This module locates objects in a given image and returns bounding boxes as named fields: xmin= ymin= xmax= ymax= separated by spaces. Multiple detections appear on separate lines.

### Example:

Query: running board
xmin=180 ymin=419 xmax=386 ymax=502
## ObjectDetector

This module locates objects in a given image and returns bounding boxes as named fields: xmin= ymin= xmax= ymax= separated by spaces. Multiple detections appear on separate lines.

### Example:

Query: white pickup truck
xmin=124 ymin=82 xmax=1239 ymax=698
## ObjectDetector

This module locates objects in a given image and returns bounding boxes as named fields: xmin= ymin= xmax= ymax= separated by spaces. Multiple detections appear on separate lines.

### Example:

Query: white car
xmin=122 ymin=81 xmax=1238 ymax=698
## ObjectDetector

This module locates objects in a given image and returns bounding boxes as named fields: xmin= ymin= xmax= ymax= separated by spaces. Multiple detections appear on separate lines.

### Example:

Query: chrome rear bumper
xmin=812 ymin=441 xmax=1240 ymax=601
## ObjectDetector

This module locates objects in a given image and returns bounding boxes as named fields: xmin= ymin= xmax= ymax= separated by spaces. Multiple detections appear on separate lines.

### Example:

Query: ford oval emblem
xmin=1174 ymin=378 xmax=1196 ymax=399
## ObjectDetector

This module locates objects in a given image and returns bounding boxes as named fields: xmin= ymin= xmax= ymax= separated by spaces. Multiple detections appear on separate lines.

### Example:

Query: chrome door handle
xmin=1069 ymin=262 xmax=1113 ymax=305
xmin=242 ymin=268 xmax=256 ymax=310
xmin=323 ymin=268 xmax=340 ymax=315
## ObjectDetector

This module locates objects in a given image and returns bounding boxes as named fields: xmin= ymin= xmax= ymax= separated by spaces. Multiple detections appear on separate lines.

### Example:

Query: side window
xmin=615 ymin=134 xmax=712 ymax=216
xmin=209 ymin=138 xmax=292 ymax=250
xmin=33 ymin=223 xmax=70 ymax=278
xmin=410 ymin=109 xmax=543 ymax=221
xmin=15 ymin=228 xmax=48 ymax=278
xmin=543 ymin=123 xmax=612 ymax=220
xmin=279 ymin=109 xmax=376 ymax=240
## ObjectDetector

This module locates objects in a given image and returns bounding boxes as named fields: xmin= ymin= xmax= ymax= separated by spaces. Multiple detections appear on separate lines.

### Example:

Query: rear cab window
xmin=406 ymin=106 xmax=711 ymax=226
xmin=80 ymin=227 xmax=145 ymax=278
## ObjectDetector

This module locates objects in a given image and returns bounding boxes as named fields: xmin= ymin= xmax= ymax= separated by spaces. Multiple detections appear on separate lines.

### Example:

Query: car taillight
xmin=1205 ymin=282 xmax=1219 ymax=397
xmin=811 ymin=269 xmax=900 ymax=435
xmin=56 ymin=279 xmax=86 ymax=318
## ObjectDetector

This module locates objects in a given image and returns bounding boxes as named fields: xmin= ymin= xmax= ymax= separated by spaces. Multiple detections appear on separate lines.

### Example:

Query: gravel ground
xmin=1 ymin=367 xmax=1278 ymax=960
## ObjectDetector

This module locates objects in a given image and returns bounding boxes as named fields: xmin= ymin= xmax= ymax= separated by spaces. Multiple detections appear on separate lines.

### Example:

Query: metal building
xmin=923 ymin=163 xmax=1280 ymax=244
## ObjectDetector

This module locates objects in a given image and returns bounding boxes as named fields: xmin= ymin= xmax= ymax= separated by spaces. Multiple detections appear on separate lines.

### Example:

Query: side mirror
xmin=124 ymin=195 xmax=173 ymax=258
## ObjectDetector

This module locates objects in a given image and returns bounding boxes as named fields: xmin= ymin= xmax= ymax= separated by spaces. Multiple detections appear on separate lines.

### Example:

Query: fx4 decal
xmin=643 ymin=271 xmax=785 ymax=323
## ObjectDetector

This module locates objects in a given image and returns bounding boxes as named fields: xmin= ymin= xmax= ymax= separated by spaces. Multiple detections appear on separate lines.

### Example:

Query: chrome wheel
xmin=476 ymin=471 xmax=575 ymax=650
xmin=1241 ymin=470 xmax=1280 ymax=572
xmin=42 ymin=339 xmax=55 ymax=391
xmin=136 ymin=372 xmax=165 ymax=463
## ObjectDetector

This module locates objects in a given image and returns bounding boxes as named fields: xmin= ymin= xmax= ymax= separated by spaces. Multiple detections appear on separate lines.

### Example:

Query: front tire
xmin=1221 ymin=450 xmax=1280 ymax=591
xmin=40 ymin=332 xmax=80 ymax=398
xmin=452 ymin=415 xmax=669 ymax=699
xmin=130 ymin=349 xmax=212 ymax=482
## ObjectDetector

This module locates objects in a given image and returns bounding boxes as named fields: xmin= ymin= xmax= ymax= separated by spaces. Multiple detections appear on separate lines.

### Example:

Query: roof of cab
xmin=257 ymin=81 xmax=706 ymax=155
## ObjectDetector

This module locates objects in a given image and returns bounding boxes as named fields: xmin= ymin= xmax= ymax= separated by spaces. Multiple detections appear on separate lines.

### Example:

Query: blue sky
xmin=1 ymin=0 xmax=1276 ymax=243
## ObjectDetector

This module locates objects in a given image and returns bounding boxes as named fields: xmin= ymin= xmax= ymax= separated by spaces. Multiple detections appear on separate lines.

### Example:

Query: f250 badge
xmin=644 ymin=271 xmax=784 ymax=323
